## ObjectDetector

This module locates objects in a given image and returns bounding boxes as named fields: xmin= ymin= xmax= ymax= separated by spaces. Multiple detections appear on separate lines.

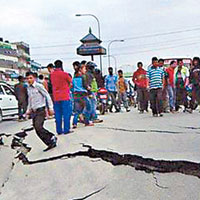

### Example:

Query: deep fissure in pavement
xmin=18 ymin=144 xmax=200 ymax=179
xmin=2 ymin=126 xmax=200 ymax=196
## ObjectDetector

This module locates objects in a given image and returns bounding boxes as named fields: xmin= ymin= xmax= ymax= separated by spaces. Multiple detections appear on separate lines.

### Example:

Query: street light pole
xmin=75 ymin=14 xmax=102 ymax=72
xmin=104 ymin=55 xmax=117 ymax=74
xmin=108 ymin=40 xmax=124 ymax=68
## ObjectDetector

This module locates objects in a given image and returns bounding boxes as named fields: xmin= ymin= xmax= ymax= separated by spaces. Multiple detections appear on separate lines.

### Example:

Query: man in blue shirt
xmin=105 ymin=67 xmax=120 ymax=112
xmin=147 ymin=57 xmax=164 ymax=117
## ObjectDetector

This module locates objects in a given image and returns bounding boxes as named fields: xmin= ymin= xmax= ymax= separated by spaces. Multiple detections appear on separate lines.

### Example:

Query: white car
xmin=0 ymin=82 xmax=18 ymax=122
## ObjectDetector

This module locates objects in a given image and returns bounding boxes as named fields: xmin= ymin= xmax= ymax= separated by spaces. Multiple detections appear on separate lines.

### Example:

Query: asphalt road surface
xmin=0 ymin=108 xmax=200 ymax=200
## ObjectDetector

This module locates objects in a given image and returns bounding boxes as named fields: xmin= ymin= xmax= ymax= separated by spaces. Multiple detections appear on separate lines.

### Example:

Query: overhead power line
xmin=35 ymin=56 xmax=82 ymax=61
xmin=117 ymin=27 xmax=200 ymax=41
xmin=31 ymin=36 xmax=200 ymax=57
xmin=113 ymin=41 xmax=200 ymax=56
xmin=31 ymin=52 xmax=75 ymax=56
xmin=34 ymin=41 xmax=200 ymax=62
xmin=113 ymin=35 xmax=200 ymax=50
xmin=31 ymin=26 xmax=200 ymax=49
xmin=31 ymin=43 xmax=79 ymax=49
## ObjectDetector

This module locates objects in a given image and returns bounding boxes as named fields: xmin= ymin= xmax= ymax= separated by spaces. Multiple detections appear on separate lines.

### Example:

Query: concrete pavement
xmin=0 ymin=108 xmax=200 ymax=199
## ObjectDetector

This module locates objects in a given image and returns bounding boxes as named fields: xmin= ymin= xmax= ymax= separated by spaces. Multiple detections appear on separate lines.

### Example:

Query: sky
xmin=1 ymin=0 xmax=200 ymax=74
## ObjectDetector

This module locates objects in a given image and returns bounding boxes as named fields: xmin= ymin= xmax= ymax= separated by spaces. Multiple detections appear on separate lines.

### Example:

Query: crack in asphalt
xmin=0 ymin=162 xmax=15 ymax=195
xmin=0 ymin=127 xmax=33 ymax=195
xmin=17 ymin=144 xmax=200 ymax=179
xmin=179 ymin=126 xmax=200 ymax=130
xmin=1 ymin=125 xmax=199 ymax=197
xmin=0 ymin=133 xmax=12 ymax=137
xmin=70 ymin=186 xmax=106 ymax=200
xmin=98 ymin=127 xmax=183 ymax=134
xmin=152 ymin=172 xmax=168 ymax=189
xmin=0 ymin=133 xmax=12 ymax=145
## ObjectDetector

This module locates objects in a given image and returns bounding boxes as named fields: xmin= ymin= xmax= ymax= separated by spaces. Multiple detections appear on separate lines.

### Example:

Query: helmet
xmin=95 ymin=68 xmax=101 ymax=74
xmin=86 ymin=61 xmax=97 ymax=71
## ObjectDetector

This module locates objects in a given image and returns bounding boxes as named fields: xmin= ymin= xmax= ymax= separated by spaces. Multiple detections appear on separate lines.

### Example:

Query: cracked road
xmin=0 ymin=109 xmax=200 ymax=199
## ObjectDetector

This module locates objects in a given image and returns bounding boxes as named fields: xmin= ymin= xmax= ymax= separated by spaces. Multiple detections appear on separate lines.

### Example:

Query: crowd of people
xmin=133 ymin=57 xmax=200 ymax=116
xmin=13 ymin=56 xmax=200 ymax=151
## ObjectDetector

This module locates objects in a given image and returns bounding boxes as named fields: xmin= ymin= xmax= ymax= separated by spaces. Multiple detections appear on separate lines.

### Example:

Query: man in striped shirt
xmin=147 ymin=57 xmax=164 ymax=117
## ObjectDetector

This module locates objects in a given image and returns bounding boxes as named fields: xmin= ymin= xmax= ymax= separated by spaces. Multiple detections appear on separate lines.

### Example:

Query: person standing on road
xmin=117 ymin=70 xmax=130 ymax=112
xmin=94 ymin=68 xmax=105 ymax=89
xmin=165 ymin=60 xmax=177 ymax=113
xmin=105 ymin=67 xmax=120 ymax=113
xmin=81 ymin=60 xmax=87 ymax=75
xmin=38 ymin=74 xmax=51 ymax=119
xmin=174 ymin=59 xmax=189 ymax=112
xmin=132 ymin=62 xmax=148 ymax=113
xmin=25 ymin=72 xmax=57 ymax=152
xmin=189 ymin=57 xmax=200 ymax=112
xmin=51 ymin=60 xmax=73 ymax=135
xmin=147 ymin=57 xmax=164 ymax=117
xmin=72 ymin=61 xmax=93 ymax=128
xmin=14 ymin=76 xmax=28 ymax=121
xmin=47 ymin=63 xmax=54 ymax=100
xmin=38 ymin=74 xmax=48 ymax=91
xmin=83 ymin=61 xmax=103 ymax=123
xmin=158 ymin=58 xmax=169 ymax=113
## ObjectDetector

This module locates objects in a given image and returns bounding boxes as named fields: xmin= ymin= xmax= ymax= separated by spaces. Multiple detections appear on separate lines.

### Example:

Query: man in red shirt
xmin=133 ymin=62 xmax=148 ymax=113
xmin=51 ymin=60 xmax=72 ymax=135
xmin=166 ymin=60 xmax=176 ymax=113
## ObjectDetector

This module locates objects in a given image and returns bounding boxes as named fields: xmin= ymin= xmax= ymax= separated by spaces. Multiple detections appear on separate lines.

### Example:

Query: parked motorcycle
xmin=97 ymin=88 xmax=108 ymax=115
xmin=127 ymin=91 xmax=137 ymax=108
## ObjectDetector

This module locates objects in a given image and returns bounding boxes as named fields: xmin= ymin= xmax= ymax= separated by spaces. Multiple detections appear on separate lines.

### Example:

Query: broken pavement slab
xmin=1 ymin=155 xmax=200 ymax=200
xmin=1 ymin=109 xmax=200 ymax=199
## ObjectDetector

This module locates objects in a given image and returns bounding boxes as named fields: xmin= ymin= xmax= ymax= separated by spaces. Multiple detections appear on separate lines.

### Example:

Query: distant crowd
xmin=13 ymin=56 xmax=200 ymax=151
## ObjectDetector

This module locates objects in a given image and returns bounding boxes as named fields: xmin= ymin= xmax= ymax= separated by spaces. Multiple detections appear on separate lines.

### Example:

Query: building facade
xmin=12 ymin=41 xmax=31 ymax=75
xmin=0 ymin=39 xmax=18 ymax=81
xmin=0 ymin=39 xmax=32 ymax=82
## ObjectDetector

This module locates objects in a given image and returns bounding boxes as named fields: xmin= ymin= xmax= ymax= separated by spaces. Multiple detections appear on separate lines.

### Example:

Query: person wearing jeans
xmin=105 ymin=67 xmax=120 ymax=113
xmin=166 ymin=60 xmax=177 ymax=112
xmin=83 ymin=61 xmax=103 ymax=123
xmin=51 ymin=60 xmax=72 ymax=135
xmin=117 ymin=70 xmax=130 ymax=112
xmin=72 ymin=61 xmax=92 ymax=128
xmin=54 ymin=100 xmax=72 ymax=134
xmin=167 ymin=85 xmax=176 ymax=112
xmin=73 ymin=96 xmax=91 ymax=126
